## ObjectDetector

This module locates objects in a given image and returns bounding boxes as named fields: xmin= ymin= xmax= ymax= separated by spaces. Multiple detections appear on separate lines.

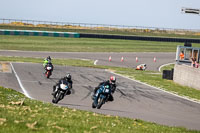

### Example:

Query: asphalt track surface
xmin=1 ymin=51 xmax=200 ymax=130
xmin=4 ymin=62 xmax=199 ymax=130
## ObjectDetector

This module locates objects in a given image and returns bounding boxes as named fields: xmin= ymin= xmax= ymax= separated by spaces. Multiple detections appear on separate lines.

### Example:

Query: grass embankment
xmin=1 ymin=25 xmax=200 ymax=39
xmin=1 ymin=35 xmax=198 ymax=52
xmin=1 ymin=87 xmax=199 ymax=133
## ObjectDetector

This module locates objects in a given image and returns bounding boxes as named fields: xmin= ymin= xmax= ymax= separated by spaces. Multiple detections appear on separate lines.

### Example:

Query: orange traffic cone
xmin=109 ymin=56 xmax=112 ymax=61
xmin=154 ymin=57 xmax=156 ymax=62
xmin=136 ymin=57 xmax=138 ymax=62
xmin=121 ymin=56 xmax=124 ymax=62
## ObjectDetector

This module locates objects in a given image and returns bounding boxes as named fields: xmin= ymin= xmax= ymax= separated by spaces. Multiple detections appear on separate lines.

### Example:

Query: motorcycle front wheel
xmin=92 ymin=102 xmax=96 ymax=108
xmin=97 ymin=97 xmax=104 ymax=109
xmin=52 ymin=91 xmax=62 ymax=104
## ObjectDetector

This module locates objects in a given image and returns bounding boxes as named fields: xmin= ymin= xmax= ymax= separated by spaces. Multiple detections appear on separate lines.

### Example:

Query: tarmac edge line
xmin=10 ymin=62 xmax=33 ymax=99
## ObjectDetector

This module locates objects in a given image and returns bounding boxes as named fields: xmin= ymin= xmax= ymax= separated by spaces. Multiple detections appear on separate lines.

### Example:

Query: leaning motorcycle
xmin=52 ymin=83 xmax=69 ymax=104
xmin=45 ymin=65 xmax=53 ymax=78
xmin=92 ymin=85 xmax=111 ymax=109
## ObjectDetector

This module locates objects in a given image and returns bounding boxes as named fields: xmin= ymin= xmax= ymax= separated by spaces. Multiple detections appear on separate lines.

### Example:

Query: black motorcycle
xmin=52 ymin=83 xmax=69 ymax=104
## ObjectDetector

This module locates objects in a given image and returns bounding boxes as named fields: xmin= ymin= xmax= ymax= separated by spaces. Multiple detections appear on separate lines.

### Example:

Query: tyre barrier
xmin=1 ymin=29 xmax=200 ymax=43
xmin=162 ymin=69 xmax=174 ymax=80
xmin=80 ymin=33 xmax=200 ymax=43
xmin=0 ymin=29 xmax=80 ymax=38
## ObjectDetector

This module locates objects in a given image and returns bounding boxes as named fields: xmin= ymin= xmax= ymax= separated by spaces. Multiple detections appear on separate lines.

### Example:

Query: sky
xmin=0 ymin=0 xmax=200 ymax=30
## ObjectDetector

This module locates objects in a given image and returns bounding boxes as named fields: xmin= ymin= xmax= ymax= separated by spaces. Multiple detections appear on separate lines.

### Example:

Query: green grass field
xmin=1 ymin=86 xmax=199 ymax=133
xmin=1 ymin=35 xmax=200 ymax=52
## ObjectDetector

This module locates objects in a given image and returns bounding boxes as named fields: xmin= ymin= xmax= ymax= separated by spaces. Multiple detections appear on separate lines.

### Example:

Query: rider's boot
xmin=91 ymin=92 xmax=96 ymax=100
xmin=65 ymin=90 xmax=71 ymax=95
xmin=93 ymin=96 xmax=98 ymax=107
xmin=91 ymin=88 xmax=98 ymax=100
xmin=51 ymin=91 xmax=56 ymax=98
xmin=52 ymin=85 xmax=58 ymax=96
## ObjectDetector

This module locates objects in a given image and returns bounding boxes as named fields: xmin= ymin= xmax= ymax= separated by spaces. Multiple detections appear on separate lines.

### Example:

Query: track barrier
xmin=80 ymin=33 xmax=200 ymax=43
xmin=0 ymin=29 xmax=80 ymax=38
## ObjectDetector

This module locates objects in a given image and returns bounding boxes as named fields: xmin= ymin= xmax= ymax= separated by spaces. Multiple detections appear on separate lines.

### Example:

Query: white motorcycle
xmin=52 ymin=83 xmax=69 ymax=104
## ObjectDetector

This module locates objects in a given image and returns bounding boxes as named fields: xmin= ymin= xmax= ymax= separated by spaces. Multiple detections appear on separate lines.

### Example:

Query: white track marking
xmin=94 ymin=60 xmax=98 ymax=65
xmin=106 ymin=69 xmax=200 ymax=104
xmin=80 ymin=59 xmax=91 ymax=61
xmin=158 ymin=62 xmax=175 ymax=72
xmin=10 ymin=63 xmax=33 ymax=99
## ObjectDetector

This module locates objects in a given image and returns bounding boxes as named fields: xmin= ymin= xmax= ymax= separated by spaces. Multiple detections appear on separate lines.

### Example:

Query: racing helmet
xmin=47 ymin=56 xmax=51 ymax=60
xmin=65 ymin=73 xmax=71 ymax=80
xmin=110 ymin=76 xmax=116 ymax=84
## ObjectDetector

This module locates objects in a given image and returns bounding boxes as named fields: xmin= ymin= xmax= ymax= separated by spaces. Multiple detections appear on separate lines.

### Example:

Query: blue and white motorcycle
xmin=92 ymin=85 xmax=111 ymax=109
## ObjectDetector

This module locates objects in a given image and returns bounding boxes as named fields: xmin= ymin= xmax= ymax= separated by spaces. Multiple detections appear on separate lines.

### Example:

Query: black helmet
xmin=65 ymin=73 xmax=71 ymax=80
xmin=47 ymin=56 xmax=51 ymax=60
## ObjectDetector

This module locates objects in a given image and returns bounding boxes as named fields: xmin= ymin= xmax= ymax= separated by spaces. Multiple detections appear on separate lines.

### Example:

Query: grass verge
xmin=0 ymin=87 xmax=199 ymax=133
xmin=160 ymin=64 xmax=175 ymax=72
xmin=113 ymin=67 xmax=200 ymax=101
xmin=1 ymin=35 xmax=198 ymax=52
xmin=0 ymin=56 xmax=94 ymax=68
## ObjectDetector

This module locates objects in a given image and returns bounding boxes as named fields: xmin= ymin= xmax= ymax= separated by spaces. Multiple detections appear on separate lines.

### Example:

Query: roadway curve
xmin=1 ymin=51 xmax=200 ymax=130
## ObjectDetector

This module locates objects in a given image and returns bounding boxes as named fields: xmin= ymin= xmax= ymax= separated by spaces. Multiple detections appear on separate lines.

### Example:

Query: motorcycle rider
xmin=136 ymin=64 xmax=147 ymax=71
xmin=52 ymin=73 xmax=73 ymax=97
xmin=43 ymin=56 xmax=52 ymax=68
xmin=44 ymin=60 xmax=54 ymax=74
xmin=92 ymin=76 xmax=116 ymax=102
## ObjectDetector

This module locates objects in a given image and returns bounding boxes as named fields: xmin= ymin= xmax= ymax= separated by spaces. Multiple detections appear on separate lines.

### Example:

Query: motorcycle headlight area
xmin=60 ymin=84 xmax=68 ymax=90
xmin=105 ymin=89 xmax=110 ymax=93
xmin=46 ymin=67 xmax=52 ymax=70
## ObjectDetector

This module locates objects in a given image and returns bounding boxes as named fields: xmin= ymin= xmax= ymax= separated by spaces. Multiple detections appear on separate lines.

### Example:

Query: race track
xmin=0 ymin=50 xmax=175 ymax=71
xmin=7 ymin=62 xmax=200 ymax=130
xmin=1 ymin=50 xmax=200 ymax=130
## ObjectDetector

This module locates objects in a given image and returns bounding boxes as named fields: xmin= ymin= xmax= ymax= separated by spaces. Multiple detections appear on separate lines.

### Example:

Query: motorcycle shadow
xmin=57 ymin=102 xmax=133 ymax=114
xmin=56 ymin=103 xmax=91 ymax=108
